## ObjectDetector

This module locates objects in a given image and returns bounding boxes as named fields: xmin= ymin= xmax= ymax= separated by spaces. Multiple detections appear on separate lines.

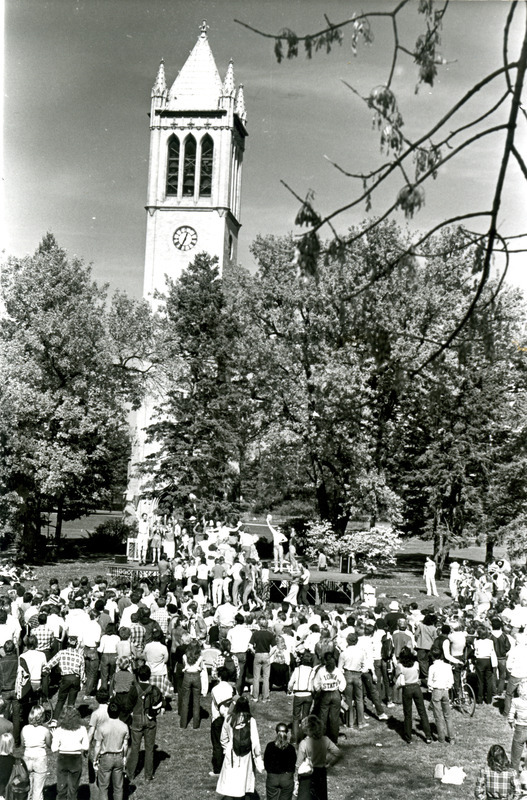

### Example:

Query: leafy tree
xmin=235 ymin=224 xmax=527 ymax=563
xmin=236 ymin=2 xmax=527 ymax=367
xmin=0 ymin=234 xmax=151 ymax=556
xmin=145 ymin=253 xmax=251 ymax=519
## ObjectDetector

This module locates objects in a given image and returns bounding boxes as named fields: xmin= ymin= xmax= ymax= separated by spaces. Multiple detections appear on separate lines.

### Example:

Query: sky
xmin=4 ymin=0 xmax=527 ymax=298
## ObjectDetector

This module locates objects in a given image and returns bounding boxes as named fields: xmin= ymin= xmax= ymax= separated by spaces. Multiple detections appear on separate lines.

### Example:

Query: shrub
xmin=87 ymin=518 xmax=136 ymax=554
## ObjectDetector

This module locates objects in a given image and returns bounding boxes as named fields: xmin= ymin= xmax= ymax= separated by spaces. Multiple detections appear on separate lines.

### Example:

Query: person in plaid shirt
xmin=43 ymin=635 xmax=85 ymax=725
xmin=150 ymin=597 xmax=170 ymax=638
xmin=33 ymin=612 xmax=56 ymax=660
xmin=129 ymin=614 xmax=146 ymax=666
xmin=474 ymin=745 xmax=521 ymax=800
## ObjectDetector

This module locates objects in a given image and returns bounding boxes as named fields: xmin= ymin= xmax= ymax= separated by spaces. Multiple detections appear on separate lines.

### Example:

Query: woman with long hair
xmin=51 ymin=707 xmax=89 ymax=800
xmin=180 ymin=640 xmax=204 ymax=729
xmin=264 ymin=723 xmax=296 ymax=800
xmin=396 ymin=647 xmax=432 ymax=744
xmin=295 ymin=715 xmax=340 ymax=800
xmin=0 ymin=732 xmax=15 ymax=798
xmin=21 ymin=705 xmax=51 ymax=800
xmin=216 ymin=695 xmax=262 ymax=799
xmin=475 ymin=745 xmax=521 ymax=800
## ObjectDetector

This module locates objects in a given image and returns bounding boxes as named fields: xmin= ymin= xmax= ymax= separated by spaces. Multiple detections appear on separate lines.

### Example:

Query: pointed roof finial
xmin=152 ymin=59 xmax=167 ymax=98
xmin=200 ymin=20 xmax=209 ymax=38
xmin=235 ymin=84 xmax=247 ymax=124
xmin=222 ymin=59 xmax=235 ymax=97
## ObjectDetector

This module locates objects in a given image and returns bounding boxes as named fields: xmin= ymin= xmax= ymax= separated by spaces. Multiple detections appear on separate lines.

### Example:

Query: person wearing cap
xmin=43 ymin=636 xmax=85 ymax=725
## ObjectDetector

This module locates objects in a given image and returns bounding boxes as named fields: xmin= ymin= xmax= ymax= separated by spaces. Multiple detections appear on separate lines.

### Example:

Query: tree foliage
xmin=145 ymin=253 xmax=251 ymax=519
xmin=228 ymin=224 xmax=527 ymax=565
xmin=236 ymin=1 xmax=527 ymax=371
xmin=0 ymin=234 xmax=151 ymax=556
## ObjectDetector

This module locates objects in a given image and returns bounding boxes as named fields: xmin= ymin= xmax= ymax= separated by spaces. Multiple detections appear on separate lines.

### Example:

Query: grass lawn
xmin=17 ymin=540 xmax=512 ymax=800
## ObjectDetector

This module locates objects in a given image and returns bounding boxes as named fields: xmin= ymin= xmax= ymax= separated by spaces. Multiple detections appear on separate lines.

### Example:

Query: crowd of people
xmin=0 ymin=519 xmax=525 ymax=799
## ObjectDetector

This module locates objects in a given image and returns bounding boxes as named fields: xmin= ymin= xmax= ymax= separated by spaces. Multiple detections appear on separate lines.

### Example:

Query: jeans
xmin=497 ymin=658 xmax=508 ymax=696
xmin=298 ymin=767 xmax=327 ymax=800
xmin=292 ymin=695 xmax=312 ymax=743
xmin=2 ymin=690 xmax=20 ymax=743
xmin=210 ymin=716 xmax=224 ymax=774
xmin=511 ymin=724 xmax=527 ymax=772
xmin=54 ymin=675 xmax=81 ymax=722
xmin=266 ymin=771 xmax=294 ymax=800
xmin=361 ymin=671 xmax=384 ymax=715
xmin=180 ymin=671 xmax=201 ymax=728
xmin=416 ymin=649 xmax=431 ymax=683
xmin=99 ymin=653 xmax=117 ymax=693
xmin=344 ymin=670 xmax=364 ymax=726
xmin=318 ymin=689 xmax=341 ymax=743
xmin=126 ymin=723 xmax=156 ymax=780
xmin=475 ymin=658 xmax=495 ymax=704
xmin=430 ymin=688 xmax=454 ymax=742
xmin=374 ymin=660 xmax=392 ymax=704
xmin=402 ymin=683 xmax=431 ymax=742
xmin=505 ymin=675 xmax=524 ymax=717
xmin=253 ymin=653 xmax=271 ymax=701
xmin=97 ymin=752 xmax=124 ymax=800
xmin=233 ymin=652 xmax=247 ymax=694
xmin=212 ymin=578 xmax=223 ymax=607
xmin=24 ymin=753 xmax=47 ymax=800
xmin=84 ymin=648 xmax=100 ymax=696
xmin=56 ymin=753 xmax=82 ymax=800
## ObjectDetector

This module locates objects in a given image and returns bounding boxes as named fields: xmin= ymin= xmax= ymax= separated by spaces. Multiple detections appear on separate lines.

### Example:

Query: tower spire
xmin=222 ymin=59 xmax=235 ymax=98
xmin=151 ymin=59 xmax=167 ymax=98
xmin=235 ymin=84 xmax=247 ymax=124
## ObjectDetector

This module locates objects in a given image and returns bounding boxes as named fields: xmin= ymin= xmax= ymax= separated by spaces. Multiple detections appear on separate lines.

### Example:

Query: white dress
xmin=216 ymin=717 xmax=261 ymax=797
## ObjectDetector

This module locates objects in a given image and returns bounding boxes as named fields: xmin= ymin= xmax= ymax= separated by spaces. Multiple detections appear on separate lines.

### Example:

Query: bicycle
xmin=450 ymin=663 xmax=476 ymax=717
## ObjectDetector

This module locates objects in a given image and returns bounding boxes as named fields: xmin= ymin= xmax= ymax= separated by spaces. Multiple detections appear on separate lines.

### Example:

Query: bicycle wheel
xmin=460 ymin=682 xmax=476 ymax=717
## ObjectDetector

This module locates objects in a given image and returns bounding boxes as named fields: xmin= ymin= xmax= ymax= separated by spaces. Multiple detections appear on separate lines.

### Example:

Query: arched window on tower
xmin=182 ymin=135 xmax=197 ymax=197
xmin=166 ymin=136 xmax=180 ymax=196
xmin=199 ymin=135 xmax=214 ymax=197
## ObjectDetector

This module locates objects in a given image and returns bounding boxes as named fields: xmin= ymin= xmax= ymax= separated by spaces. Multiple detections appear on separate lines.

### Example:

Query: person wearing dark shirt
xmin=384 ymin=602 xmax=404 ymax=633
xmin=264 ymin=723 xmax=296 ymax=800
xmin=0 ymin=641 xmax=19 ymax=742
xmin=250 ymin=619 xmax=276 ymax=703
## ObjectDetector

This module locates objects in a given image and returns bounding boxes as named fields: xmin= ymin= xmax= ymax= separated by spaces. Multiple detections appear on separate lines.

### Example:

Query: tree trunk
xmin=433 ymin=522 xmax=450 ymax=580
xmin=54 ymin=498 xmax=63 ymax=546
xmin=485 ymin=535 xmax=495 ymax=564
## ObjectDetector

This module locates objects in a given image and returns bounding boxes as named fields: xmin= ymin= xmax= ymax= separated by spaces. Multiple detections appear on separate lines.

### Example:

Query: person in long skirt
xmin=295 ymin=715 xmax=340 ymax=800
xmin=216 ymin=696 xmax=262 ymax=799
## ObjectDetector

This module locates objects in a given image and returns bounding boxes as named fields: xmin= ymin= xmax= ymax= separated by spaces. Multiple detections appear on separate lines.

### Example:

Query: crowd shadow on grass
xmin=44 ymin=783 xmax=90 ymax=800
xmin=340 ymin=747 xmax=431 ymax=800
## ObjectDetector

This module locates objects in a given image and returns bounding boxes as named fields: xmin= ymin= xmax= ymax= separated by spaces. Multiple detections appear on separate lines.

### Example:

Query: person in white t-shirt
xmin=267 ymin=515 xmax=287 ymax=573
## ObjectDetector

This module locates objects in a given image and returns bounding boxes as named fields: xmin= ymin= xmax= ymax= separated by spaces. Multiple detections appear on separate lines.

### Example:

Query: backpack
xmin=232 ymin=720 xmax=252 ymax=757
xmin=492 ymin=633 xmax=511 ymax=659
xmin=222 ymin=654 xmax=237 ymax=681
xmin=381 ymin=634 xmax=394 ymax=661
xmin=134 ymin=681 xmax=163 ymax=726
xmin=5 ymin=757 xmax=30 ymax=800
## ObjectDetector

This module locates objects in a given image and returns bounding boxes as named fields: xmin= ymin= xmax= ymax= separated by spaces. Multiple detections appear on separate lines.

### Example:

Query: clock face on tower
xmin=173 ymin=226 xmax=198 ymax=251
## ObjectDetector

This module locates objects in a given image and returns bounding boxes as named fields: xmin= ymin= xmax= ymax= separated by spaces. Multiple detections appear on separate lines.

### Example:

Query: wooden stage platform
xmin=104 ymin=561 xmax=364 ymax=606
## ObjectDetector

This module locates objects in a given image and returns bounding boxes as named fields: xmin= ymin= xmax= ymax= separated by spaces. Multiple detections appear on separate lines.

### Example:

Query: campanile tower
xmin=126 ymin=24 xmax=247 ymax=513
xmin=143 ymin=21 xmax=247 ymax=302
